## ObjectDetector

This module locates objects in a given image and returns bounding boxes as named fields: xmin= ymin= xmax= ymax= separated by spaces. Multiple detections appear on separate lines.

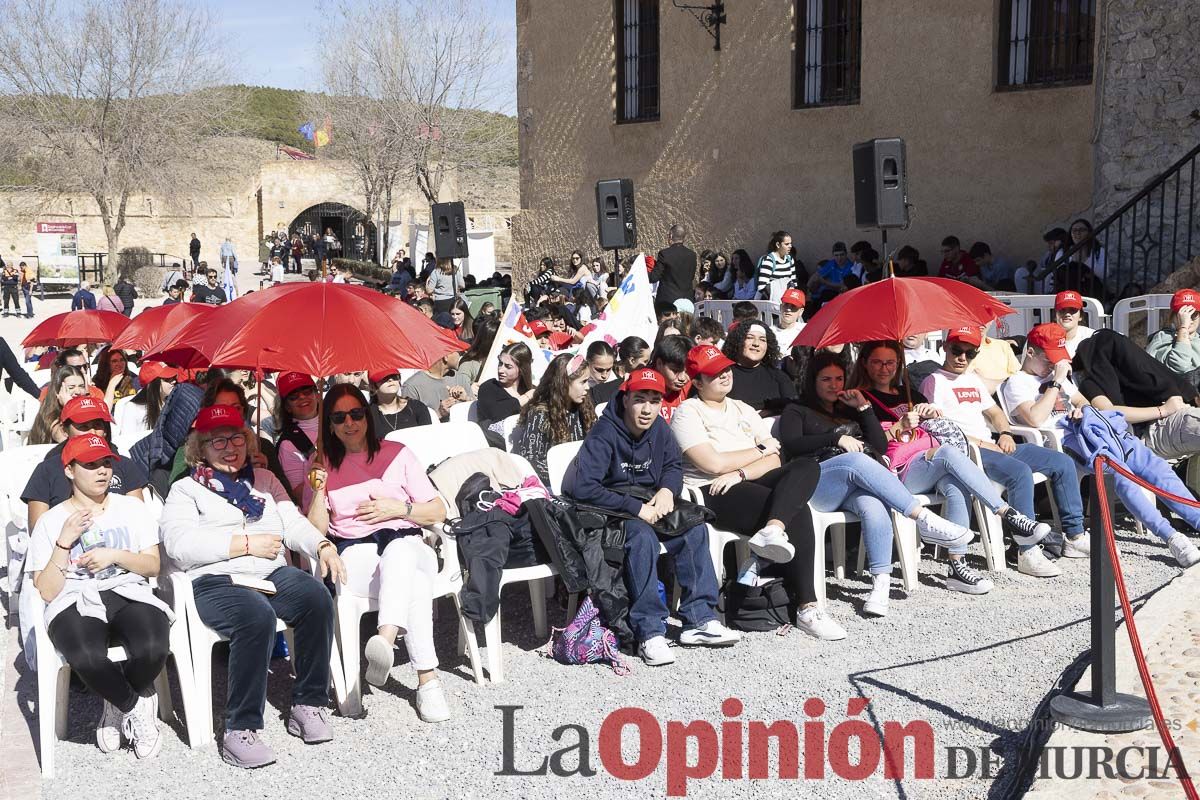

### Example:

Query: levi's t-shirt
xmin=920 ymin=368 xmax=995 ymax=442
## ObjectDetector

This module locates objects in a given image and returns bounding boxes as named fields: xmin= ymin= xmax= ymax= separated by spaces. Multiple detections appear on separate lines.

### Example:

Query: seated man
xmin=648 ymin=335 xmax=694 ymax=424
xmin=1002 ymin=323 xmax=1200 ymax=568
xmin=400 ymin=350 xmax=474 ymax=421
xmin=771 ymin=288 xmax=806 ymax=351
xmin=1053 ymin=291 xmax=1095 ymax=358
xmin=568 ymin=368 xmax=739 ymax=666
xmin=921 ymin=327 xmax=1086 ymax=577
xmin=1146 ymin=289 xmax=1200 ymax=381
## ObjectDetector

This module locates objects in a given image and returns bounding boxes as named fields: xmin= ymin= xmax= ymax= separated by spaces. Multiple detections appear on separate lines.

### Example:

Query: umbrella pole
xmin=315 ymin=377 xmax=326 ymax=465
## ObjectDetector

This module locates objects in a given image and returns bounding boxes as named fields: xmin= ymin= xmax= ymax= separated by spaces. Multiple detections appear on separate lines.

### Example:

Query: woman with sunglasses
xmin=162 ymin=404 xmax=346 ymax=768
xmin=549 ymin=249 xmax=599 ymax=298
xmin=367 ymin=369 xmax=431 ymax=435
xmin=303 ymin=385 xmax=451 ymax=722
xmin=274 ymin=372 xmax=321 ymax=496
xmin=23 ymin=395 xmax=148 ymax=533
xmin=28 ymin=364 xmax=88 ymax=445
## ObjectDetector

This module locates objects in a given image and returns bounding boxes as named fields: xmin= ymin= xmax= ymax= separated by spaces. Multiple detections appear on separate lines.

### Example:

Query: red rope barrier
xmin=1093 ymin=454 xmax=1200 ymax=509
xmin=1093 ymin=455 xmax=1199 ymax=799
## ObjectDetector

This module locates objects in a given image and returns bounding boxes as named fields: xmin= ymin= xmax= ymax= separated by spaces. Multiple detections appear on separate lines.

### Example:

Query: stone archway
xmin=288 ymin=202 xmax=378 ymax=263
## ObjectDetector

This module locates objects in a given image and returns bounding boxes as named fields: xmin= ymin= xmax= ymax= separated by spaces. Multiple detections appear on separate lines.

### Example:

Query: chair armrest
xmin=1007 ymin=425 xmax=1050 ymax=446
xmin=168 ymin=571 xmax=197 ymax=616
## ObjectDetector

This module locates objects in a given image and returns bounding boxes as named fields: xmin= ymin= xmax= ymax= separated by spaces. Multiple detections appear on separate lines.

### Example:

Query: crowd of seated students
xmin=20 ymin=272 xmax=1200 ymax=776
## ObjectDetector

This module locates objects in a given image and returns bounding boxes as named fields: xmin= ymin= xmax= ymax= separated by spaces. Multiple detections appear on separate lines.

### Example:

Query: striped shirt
xmin=755 ymin=252 xmax=795 ymax=293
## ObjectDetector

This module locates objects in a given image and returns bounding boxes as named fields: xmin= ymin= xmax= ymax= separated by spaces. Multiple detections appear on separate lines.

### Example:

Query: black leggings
xmin=701 ymin=459 xmax=821 ymax=607
xmin=47 ymin=591 xmax=170 ymax=714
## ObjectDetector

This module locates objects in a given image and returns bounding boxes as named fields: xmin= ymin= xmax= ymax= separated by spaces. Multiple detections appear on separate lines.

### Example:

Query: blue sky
xmin=208 ymin=0 xmax=517 ymax=114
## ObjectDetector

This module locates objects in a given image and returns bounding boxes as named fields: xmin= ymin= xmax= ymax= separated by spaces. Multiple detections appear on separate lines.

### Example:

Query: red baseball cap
xmin=60 ymin=396 xmax=113 ymax=425
xmin=1026 ymin=323 xmax=1071 ymax=364
xmin=368 ymin=369 xmax=400 ymax=385
xmin=277 ymin=372 xmax=316 ymax=399
xmin=624 ymin=368 xmax=666 ymax=395
xmin=1054 ymin=291 xmax=1084 ymax=311
xmin=781 ymin=288 xmax=806 ymax=309
xmin=61 ymin=433 xmax=118 ymax=466
xmin=192 ymin=404 xmax=246 ymax=433
xmin=528 ymin=319 xmax=550 ymax=337
xmin=685 ymin=345 xmax=735 ymax=379
xmin=138 ymin=361 xmax=179 ymax=385
xmin=1171 ymin=289 xmax=1200 ymax=314
xmin=946 ymin=326 xmax=983 ymax=348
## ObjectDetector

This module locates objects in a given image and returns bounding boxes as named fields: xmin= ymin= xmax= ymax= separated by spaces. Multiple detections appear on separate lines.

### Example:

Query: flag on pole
xmin=298 ymin=122 xmax=315 ymax=142
xmin=477 ymin=298 xmax=556 ymax=384
xmin=315 ymin=117 xmax=332 ymax=148
xmin=570 ymin=255 xmax=657 ymax=360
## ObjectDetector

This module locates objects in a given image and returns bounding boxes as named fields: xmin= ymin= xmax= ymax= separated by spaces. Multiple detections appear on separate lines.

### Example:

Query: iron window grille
xmin=998 ymin=0 xmax=1095 ymax=89
xmin=615 ymin=0 xmax=661 ymax=123
xmin=794 ymin=0 xmax=862 ymax=109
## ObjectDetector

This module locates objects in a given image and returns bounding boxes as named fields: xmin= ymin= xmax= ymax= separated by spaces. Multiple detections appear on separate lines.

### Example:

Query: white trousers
xmin=340 ymin=534 xmax=439 ymax=671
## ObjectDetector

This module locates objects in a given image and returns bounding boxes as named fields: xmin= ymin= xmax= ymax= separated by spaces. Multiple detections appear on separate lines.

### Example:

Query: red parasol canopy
xmin=109 ymin=302 xmax=217 ymax=353
xmin=22 ymin=310 xmax=131 ymax=348
xmin=143 ymin=282 xmax=467 ymax=375
xmin=793 ymin=277 xmax=1014 ymax=349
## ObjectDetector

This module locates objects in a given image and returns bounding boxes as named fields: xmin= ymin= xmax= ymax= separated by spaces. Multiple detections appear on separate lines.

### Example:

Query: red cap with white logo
xmin=62 ymin=433 xmax=118 ymax=466
xmin=1054 ymin=291 xmax=1084 ymax=311
xmin=946 ymin=326 xmax=983 ymax=348
xmin=624 ymin=368 xmax=666 ymax=394
xmin=1171 ymin=289 xmax=1200 ymax=315
xmin=684 ymin=345 xmax=736 ymax=379
xmin=192 ymin=404 xmax=246 ymax=433
xmin=1026 ymin=323 xmax=1071 ymax=364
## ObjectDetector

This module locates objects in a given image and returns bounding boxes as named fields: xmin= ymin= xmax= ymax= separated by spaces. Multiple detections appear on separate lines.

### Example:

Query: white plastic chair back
xmin=696 ymin=300 xmax=779 ymax=328
xmin=448 ymin=400 xmax=477 ymax=423
xmin=1112 ymin=294 xmax=1173 ymax=338
xmin=499 ymin=413 xmax=520 ymax=451
xmin=426 ymin=404 xmax=442 ymax=424
xmin=547 ymin=441 xmax=584 ymax=495
xmin=385 ymin=421 xmax=487 ymax=469
xmin=989 ymin=293 xmax=1106 ymax=339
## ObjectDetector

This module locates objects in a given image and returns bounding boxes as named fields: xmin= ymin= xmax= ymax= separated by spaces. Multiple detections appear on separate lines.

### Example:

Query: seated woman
xmin=367 ymin=369 xmax=432 ymax=435
xmin=513 ymin=353 xmax=597 ymax=486
xmin=456 ymin=315 xmax=500 ymax=387
xmin=274 ymin=372 xmax=321 ymax=495
xmin=670 ymin=345 xmax=838 ymax=639
xmin=781 ymin=352 xmax=991 ymax=617
xmin=161 ymin=405 xmax=346 ymax=769
xmin=116 ymin=361 xmax=178 ymax=440
xmin=93 ymin=347 xmax=139 ymax=411
xmin=27 ymin=434 xmax=170 ymax=759
xmin=28 ymin=364 xmax=88 ymax=445
xmin=23 ymin=396 xmax=148 ymax=532
xmin=722 ymin=320 xmax=796 ymax=415
xmin=303 ymin=385 xmax=451 ymax=721
xmin=448 ymin=297 xmax=475 ymax=344
xmin=585 ymin=340 xmax=620 ymax=406
xmin=477 ymin=342 xmax=534 ymax=437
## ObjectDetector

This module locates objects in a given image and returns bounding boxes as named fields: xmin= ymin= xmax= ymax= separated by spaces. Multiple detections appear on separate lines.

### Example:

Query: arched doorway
xmin=288 ymin=202 xmax=378 ymax=263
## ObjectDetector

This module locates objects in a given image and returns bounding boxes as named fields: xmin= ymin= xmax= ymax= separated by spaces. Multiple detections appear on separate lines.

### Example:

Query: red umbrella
xmin=793 ymin=277 xmax=1013 ymax=349
xmin=110 ymin=302 xmax=217 ymax=353
xmin=144 ymin=282 xmax=467 ymax=375
xmin=22 ymin=310 xmax=131 ymax=347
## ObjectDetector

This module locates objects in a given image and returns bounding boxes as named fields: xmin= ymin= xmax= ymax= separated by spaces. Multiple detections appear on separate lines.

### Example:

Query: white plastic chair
xmin=447 ymin=400 xmax=477 ymax=423
xmin=425 ymin=404 xmax=442 ymax=424
xmin=384 ymin=421 xmax=487 ymax=468
xmin=1112 ymin=294 xmax=1173 ymax=338
xmin=1 ymin=444 xmax=56 ymax=597
xmin=989 ymin=294 xmax=1106 ymax=339
xmin=31 ymin=581 xmax=177 ymax=777
xmin=499 ymin=413 xmax=521 ymax=452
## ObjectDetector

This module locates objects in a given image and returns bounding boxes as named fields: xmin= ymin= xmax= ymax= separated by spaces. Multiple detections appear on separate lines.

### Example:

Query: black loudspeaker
xmin=431 ymin=201 xmax=469 ymax=259
xmin=595 ymin=178 xmax=637 ymax=249
xmin=852 ymin=138 xmax=909 ymax=229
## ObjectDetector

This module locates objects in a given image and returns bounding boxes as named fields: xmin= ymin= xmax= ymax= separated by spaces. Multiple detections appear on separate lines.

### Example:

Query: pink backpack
xmin=547 ymin=596 xmax=629 ymax=675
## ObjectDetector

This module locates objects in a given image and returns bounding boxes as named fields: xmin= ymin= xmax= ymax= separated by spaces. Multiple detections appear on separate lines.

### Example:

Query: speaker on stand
xmin=595 ymin=179 xmax=637 ymax=276
xmin=431 ymin=201 xmax=469 ymax=260
xmin=852 ymin=138 xmax=909 ymax=274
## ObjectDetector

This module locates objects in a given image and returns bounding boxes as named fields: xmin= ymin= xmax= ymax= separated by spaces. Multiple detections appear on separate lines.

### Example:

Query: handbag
xmin=719 ymin=578 xmax=791 ymax=632
xmin=919 ymin=417 xmax=970 ymax=456
xmin=547 ymin=595 xmax=629 ymax=675
xmin=600 ymin=483 xmax=715 ymax=537
xmin=866 ymin=397 xmax=940 ymax=475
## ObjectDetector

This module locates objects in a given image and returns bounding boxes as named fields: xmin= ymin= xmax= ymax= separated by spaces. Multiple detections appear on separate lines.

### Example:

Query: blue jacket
xmin=1059 ymin=406 xmax=1137 ymax=467
xmin=568 ymin=390 xmax=684 ymax=517
xmin=70 ymin=289 xmax=96 ymax=310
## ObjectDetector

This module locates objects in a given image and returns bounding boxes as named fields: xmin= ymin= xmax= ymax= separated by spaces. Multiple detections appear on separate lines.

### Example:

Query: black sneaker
xmin=1001 ymin=508 xmax=1050 ymax=548
xmin=945 ymin=559 xmax=994 ymax=595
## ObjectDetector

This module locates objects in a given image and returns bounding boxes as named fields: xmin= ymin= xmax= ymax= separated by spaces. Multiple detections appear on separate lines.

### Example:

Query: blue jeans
xmin=1090 ymin=437 xmax=1200 ymax=543
xmin=903 ymin=446 xmax=1004 ymax=531
xmin=21 ymin=284 xmax=32 ymax=317
xmin=623 ymin=520 xmax=718 ymax=641
xmin=192 ymin=566 xmax=334 ymax=731
xmin=810 ymin=453 xmax=922 ymax=575
xmin=980 ymin=443 xmax=1085 ymax=548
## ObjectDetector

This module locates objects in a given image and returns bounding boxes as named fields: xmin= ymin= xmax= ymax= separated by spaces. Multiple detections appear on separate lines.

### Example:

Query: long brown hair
xmin=28 ymin=365 xmax=86 ymax=445
xmin=850 ymin=340 xmax=904 ymax=393
xmin=518 ymin=354 xmax=595 ymax=445
xmin=93 ymin=347 xmax=134 ymax=397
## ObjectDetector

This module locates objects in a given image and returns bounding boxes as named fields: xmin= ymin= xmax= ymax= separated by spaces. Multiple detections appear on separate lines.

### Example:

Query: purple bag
xmin=547 ymin=596 xmax=629 ymax=675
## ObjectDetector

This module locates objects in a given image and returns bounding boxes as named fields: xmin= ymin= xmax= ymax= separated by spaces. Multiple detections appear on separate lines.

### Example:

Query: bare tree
xmin=0 ymin=0 xmax=243 ymax=281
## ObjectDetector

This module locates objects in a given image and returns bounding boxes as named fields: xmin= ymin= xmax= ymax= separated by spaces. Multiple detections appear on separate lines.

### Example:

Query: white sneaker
xmin=1061 ymin=533 xmax=1091 ymax=558
xmin=122 ymin=694 xmax=162 ymax=760
xmin=96 ymin=700 xmax=122 ymax=753
xmin=914 ymin=510 xmax=973 ymax=550
xmin=1167 ymin=533 xmax=1200 ymax=568
xmin=794 ymin=606 xmax=848 ymax=641
xmin=748 ymin=524 xmax=795 ymax=563
xmin=863 ymin=573 xmax=890 ymax=617
xmin=1018 ymin=546 xmax=1063 ymax=578
xmin=415 ymin=677 xmax=451 ymax=723
xmin=639 ymin=635 xmax=676 ymax=666
xmin=679 ymin=620 xmax=740 ymax=647
xmin=364 ymin=634 xmax=394 ymax=688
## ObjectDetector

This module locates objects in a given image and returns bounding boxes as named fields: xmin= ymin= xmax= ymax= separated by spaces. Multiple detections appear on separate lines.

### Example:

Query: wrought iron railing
xmin=1048 ymin=141 xmax=1200 ymax=303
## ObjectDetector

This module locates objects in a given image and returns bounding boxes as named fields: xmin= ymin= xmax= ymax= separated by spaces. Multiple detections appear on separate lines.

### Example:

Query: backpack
xmin=720 ymin=578 xmax=791 ymax=632
xmin=547 ymin=595 xmax=629 ymax=675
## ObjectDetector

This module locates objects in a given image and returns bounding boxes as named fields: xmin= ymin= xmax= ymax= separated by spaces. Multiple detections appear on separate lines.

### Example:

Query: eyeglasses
xmin=867 ymin=359 xmax=898 ymax=369
xmin=206 ymin=433 xmax=247 ymax=451
xmin=948 ymin=345 xmax=979 ymax=360
xmin=286 ymin=386 xmax=316 ymax=401
xmin=330 ymin=407 xmax=367 ymax=425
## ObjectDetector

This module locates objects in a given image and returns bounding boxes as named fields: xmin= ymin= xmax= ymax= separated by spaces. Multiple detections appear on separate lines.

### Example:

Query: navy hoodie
xmin=569 ymin=389 xmax=683 ymax=517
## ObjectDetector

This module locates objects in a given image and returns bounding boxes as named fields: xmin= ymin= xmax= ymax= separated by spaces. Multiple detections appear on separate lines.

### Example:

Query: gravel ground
xmin=13 ymin=516 xmax=1184 ymax=800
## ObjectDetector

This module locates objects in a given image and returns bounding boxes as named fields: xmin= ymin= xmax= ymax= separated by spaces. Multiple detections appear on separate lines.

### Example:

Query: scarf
xmin=192 ymin=462 xmax=265 ymax=522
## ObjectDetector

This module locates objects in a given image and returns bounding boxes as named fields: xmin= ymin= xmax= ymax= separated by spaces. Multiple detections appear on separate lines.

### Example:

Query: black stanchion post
xmin=1050 ymin=469 xmax=1151 ymax=732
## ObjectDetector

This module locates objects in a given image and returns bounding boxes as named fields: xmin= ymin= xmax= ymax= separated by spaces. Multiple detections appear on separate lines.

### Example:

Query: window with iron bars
xmin=615 ymin=0 xmax=660 ymax=123
xmin=794 ymin=0 xmax=861 ymax=109
xmin=998 ymin=0 xmax=1095 ymax=89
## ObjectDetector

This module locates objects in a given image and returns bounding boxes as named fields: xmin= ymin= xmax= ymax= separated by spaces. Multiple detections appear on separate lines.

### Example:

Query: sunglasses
xmin=286 ymin=386 xmax=317 ymax=401
xmin=207 ymin=432 xmax=247 ymax=451
xmin=69 ymin=419 xmax=107 ymax=432
xmin=949 ymin=345 xmax=979 ymax=360
xmin=330 ymin=407 xmax=367 ymax=425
